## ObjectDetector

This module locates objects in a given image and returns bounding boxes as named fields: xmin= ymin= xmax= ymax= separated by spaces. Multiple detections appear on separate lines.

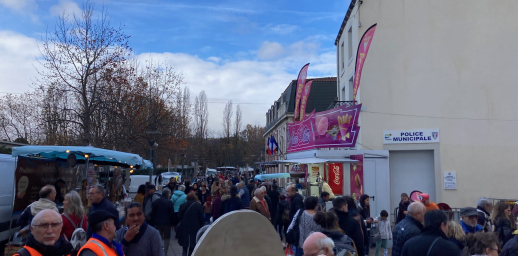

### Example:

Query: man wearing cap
xmin=460 ymin=207 xmax=483 ymax=234
xmin=13 ymin=209 xmax=73 ymax=256
xmin=78 ymin=210 xmax=124 ymax=256
xmin=87 ymin=185 xmax=120 ymax=238
xmin=420 ymin=193 xmax=440 ymax=212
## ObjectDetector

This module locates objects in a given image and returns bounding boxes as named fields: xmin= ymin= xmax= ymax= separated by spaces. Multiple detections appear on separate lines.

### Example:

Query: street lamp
xmin=145 ymin=130 xmax=159 ymax=183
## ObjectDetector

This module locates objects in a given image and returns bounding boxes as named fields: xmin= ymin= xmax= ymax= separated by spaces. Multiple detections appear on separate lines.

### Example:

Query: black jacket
xmin=495 ymin=217 xmax=516 ymax=246
xmin=289 ymin=193 xmax=304 ymax=221
xmin=401 ymin=226 xmax=461 ymax=256
xmin=268 ymin=190 xmax=280 ymax=218
xmin=334 ymin=209 xmax=365 ymax=256
xmin=151 ymin=195 xmax=175 ymax=226
xmin=177 ymin=200 xmax=205 ymax=248
xmin=397 ymin=201 xmax=410 ymax=224
xmin=220 ymin=195 xmax=244 ymax=215
xmin=246 ymin=184 xmax=255 ymax=199
xmin=274 ymin=200 xmax=289 ymax=226
xmin=87 ymin=197 xmax=120 ymax=238
xmin=392 ymin=215 xmax=424 ymax=256
xmin=501 ymin=235 xmax=518 ymax=256
xmin=476 ymin=206 xmax=492 ymax=232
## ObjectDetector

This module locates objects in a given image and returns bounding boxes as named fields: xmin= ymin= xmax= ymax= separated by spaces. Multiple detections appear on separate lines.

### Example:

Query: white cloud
xmin=0 ymin=0 xmax=37 ymax=13
xmin=50 ymin=0 xmax=82 ymax=18
xmin=0 ymin=31 xmax=41 ymax=93
xmin=264 ymin=24 xmax=299 ymax=35
xmin=257 ymin=41 xmax=285 ymax=60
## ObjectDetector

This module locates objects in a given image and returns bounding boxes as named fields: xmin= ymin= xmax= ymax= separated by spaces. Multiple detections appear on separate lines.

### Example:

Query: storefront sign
xmin=350 ymin=155 xmax=364 ymax=201
xmin=444 ymin=171 xmax=457 ymax=190
xmin=383 ymin=129 xmax=440 ymax=144
xmin=310 ymin=165 xmax=320 ymax=178
xmin=287 ymin=104 xmax=361 ymax=153
xmin=328 ymin=163 xmax=343 ymax=195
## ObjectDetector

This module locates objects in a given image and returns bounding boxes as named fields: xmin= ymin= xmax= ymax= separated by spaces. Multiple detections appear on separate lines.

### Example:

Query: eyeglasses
xmin=127 ymin=212 xmax=143 ymax=218
xmin=32 ymin=222 xmax=62 ymax=230
xmin=88 ymin=192 xmax=100 ymax=195
xmin=468 ymin=215 xmax=478 ymax=220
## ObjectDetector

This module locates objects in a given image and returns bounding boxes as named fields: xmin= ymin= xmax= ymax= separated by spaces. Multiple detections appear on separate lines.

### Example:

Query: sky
xmin=0 ymin=0 xmax=349 ymax=134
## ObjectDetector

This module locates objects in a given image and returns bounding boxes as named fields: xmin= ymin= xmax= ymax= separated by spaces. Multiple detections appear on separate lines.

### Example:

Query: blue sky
xmin=0 ymin=0 xmax=349 ymax=133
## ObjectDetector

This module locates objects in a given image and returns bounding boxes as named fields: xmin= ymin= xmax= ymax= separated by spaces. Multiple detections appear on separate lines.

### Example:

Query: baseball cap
xmin=88 ymin=210 xmax=118 ymax=227
xmin=420 ymin=193 xmax=430 ymax=202
xmin=460 ymin=207 xmax=478 ymax=216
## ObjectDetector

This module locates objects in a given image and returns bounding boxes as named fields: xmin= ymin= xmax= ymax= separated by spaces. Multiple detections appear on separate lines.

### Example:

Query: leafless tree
xmin=193 ymin=91 xmax=208 ymax=140
xmin=222 ymin=100 xmax=233 ymax=139
xmin=234 ymin=104 xmax=242 ymax=137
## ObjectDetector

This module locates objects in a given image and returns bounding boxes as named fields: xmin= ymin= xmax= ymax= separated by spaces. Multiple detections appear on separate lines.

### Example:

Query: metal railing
xmin=327 ymin=100 xmax=357 ymax=110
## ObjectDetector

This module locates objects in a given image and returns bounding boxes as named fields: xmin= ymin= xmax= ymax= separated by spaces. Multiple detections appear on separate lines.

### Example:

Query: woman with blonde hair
xmin=61 ymin=191 xmax=87 ymax=240
xmin=492 ymin=201 xmax=516 ymax=246
xmin=447 ymin=221 xmax=466 ymax=250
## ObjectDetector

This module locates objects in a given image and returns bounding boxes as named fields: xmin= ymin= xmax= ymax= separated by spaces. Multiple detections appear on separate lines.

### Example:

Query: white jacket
xmin=378 ymin=218 xmax=392 ymax=240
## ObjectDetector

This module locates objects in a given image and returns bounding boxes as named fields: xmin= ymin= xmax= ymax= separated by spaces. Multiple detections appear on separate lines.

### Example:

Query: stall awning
xmin=12 ymin=145 xmax=144 ymax=168
xmin=277 ymin=158 xmax=358 ymax=164
xmin=254 ymin=173 xmax=291 ymax=180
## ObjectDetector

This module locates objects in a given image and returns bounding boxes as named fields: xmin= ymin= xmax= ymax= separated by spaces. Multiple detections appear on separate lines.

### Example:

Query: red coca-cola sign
xmin=327 ymin=163 xmax=343 ymax=195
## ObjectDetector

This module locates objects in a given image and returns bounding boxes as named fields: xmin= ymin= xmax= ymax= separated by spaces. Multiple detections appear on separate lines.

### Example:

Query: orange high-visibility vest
xmin=13 ymin=245 xmax=71 ymax=256
xmin=77 ymin=238 xmax=120 ymax=256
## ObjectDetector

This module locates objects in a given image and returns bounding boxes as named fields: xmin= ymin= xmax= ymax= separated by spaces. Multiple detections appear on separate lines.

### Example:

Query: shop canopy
xmin=12 ymin=145 xmax=144 ymax=168
xmin=254 ymin=173 xmax=291 ymax=181
xmin=276 ymin=158 xmax=358 ymax=164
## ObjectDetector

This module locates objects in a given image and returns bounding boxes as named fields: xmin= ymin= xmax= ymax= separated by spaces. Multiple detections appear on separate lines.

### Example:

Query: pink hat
xmin=419 ymin=193 xmax=430 ymax=202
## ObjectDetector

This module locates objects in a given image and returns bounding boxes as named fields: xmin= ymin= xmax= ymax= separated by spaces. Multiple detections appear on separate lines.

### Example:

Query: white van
xmin=160 ymin=172 xmax=181 ymax=187
xmin=128 ymin=175 xmax=156 ymax=199
xmin=0 ymin=154 xmax=18 ymax=249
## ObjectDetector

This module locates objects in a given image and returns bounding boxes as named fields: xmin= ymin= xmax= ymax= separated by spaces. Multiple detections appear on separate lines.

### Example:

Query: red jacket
xmin=61 ymin=213 xmax=87 ymax=240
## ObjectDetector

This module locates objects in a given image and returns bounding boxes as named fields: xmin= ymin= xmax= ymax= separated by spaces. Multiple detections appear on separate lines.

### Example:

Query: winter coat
xmin=177 ymin=200 xmax=204 ymax=248
xmin=268 ymin=189 xmax=280 ymax=217
xmin=220 ymin=194 xmax=243 ymax=215
xmin=289 ymin=193 xmax=304 ymax=221
xmin=288 ymin=210 xmax=321 ymax=248
xmin=321 ymin=229 xmax=356 ymax=255
xmin=317 ymin=197 xmax=326 ymax=212
xmin=239 ymin=186 xmax=251 ymax=208
xmin=144 ymin=191 xmax=161 ymax=221
xmin=397 ymin=201 xmax=410 ymax=224
xmin=165 ymin=182 xmax=177 ymax=192
xmin=17 ymin=198 xmax=59 ymax=227
xmin=246 ymin=184 xmax=255 ymax=199
xmin=461 ymin=219 xmax=483 ymax=234
xmin=477 ymin=206 xmax=493 ymax=232
xmin=274 ymin=200 xmax=290 ymax=226
xmin=501 ymin=234 xmax=518 ymax=256
xmin=401 ymin=226 xmax=461 ymax=256
xmin=392 ymin=215 xmax=424 ymax=256
xmin=334 ymin=209 xmax=365 ymax=256
xmin=495 ymin=217 xmax=516 ymax=246
xmin=151 ymin=195 xmax=175 ymax=226
xmin=250 ymin=196 xmax=270 ymax=220
xmin=211 ymin=196 xmax=223 ymax=221
xmin=171 ymin=190 xmax=187 ymax=212
xmin=378 ymin=218 xmax=392 ymax=240
xmin=197 ymin=190 xmax=210 ymax=205
xmin=448 ymin=238 xmax=465 ymax=251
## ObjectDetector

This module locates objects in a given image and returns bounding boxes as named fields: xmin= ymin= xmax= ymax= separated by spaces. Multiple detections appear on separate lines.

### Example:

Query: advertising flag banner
xmin=299 ymin=80 xmax=313 ymax=120
xmin=350 ymin=154 xmax=364 ymax=201
xmin=293 ymin=63 xmax=310 ymax=121
xmin=353 ymin=24 xmax=377 ymax=102
xmin=328 ymin=163 xmax=343 ymax=195
xmin=287 ymin=104 xmax=362 ymax=153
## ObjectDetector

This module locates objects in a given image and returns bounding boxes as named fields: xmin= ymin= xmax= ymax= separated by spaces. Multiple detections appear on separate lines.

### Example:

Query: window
xmin=348 ymin=27 xmax=353 ymax=61
xmin=341 ymin=42 xmax=345 ymax=70
xmin=348 ymin=76 xmax=354 ymax=101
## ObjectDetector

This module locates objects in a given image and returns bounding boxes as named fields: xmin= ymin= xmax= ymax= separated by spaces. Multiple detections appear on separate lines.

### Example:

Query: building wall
xmin=337 ymin=2 xmax=360 ymax=103
xmin=352 ymin=0 xmax=518 ymax=207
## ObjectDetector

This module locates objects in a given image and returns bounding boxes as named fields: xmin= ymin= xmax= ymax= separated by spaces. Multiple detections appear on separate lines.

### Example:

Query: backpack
xmin=63 ymin=214 xmax=87 ymax=251
xmin=282 ymin=206 xmax=290 ymax=223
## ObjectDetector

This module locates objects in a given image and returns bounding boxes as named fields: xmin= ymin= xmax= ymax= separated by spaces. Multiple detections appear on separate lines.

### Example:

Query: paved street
xmin=166 ymin=229 xmax=183 ymax=256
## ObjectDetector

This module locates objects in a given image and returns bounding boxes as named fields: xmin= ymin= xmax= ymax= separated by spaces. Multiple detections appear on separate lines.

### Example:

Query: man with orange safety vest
xmin=13 ymin=209 xmax=73 ymax=256
xmin=78 ymin=210 xmax=124 ymax=256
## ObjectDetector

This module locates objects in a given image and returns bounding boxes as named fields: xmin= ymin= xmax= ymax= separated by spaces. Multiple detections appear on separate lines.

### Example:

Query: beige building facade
xmin=337 ymin=0 xmax=518 ymax=210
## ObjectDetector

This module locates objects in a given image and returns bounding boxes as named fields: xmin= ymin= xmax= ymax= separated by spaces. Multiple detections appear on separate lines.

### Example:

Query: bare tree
xmin=193 ymin=90 xmax=208 ymax=140
xmin=234 ymin=104 xmax=242 ymax=137
xmin=222 ymin=100 xmax=233 ymax=139
xmin=38 ymin=0 xmax=130 ymax=145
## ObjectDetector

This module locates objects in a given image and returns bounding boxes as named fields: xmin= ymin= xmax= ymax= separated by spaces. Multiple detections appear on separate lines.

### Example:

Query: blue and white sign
xmin=383 ymin=129 xmax=440 ymax=144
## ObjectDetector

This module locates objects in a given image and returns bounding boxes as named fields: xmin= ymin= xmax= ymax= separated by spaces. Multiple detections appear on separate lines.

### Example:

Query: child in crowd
xmin=375 ymin=210 xmax=392 ymax=256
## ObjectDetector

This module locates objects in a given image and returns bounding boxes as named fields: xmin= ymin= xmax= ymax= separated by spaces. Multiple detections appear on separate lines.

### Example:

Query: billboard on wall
xmin=287 ymin=104 xmax=361 ymax=153
xmin=327 ymin=163 xmax=343 ymax=195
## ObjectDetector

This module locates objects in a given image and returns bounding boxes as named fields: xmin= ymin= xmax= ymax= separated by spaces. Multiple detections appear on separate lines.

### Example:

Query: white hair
xmin=179 ymin=185 xmax=185 ymax=191
xmin=260 ymin=186 xmax=266 ymax=192
xmin=316 ymin=237 xmax=335 ymax=251
xmin=407 ymin=202 xmax=426 ymax=216
xmin=477 ymin=198 xmax=492 ymax=208
xmin=254 ymin=188 xmax=262 ymax=196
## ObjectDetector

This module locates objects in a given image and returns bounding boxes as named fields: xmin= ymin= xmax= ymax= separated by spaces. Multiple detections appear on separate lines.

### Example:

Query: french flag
xmin=270 ymin=135 xmax=279 ymax=154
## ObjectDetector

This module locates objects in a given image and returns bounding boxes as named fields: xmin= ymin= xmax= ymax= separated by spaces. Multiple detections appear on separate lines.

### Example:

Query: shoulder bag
xmin=286 ymin=209 xmax=304 ymax=246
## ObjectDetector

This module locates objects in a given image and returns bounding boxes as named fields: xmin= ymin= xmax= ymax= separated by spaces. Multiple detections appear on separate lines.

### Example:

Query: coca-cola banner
xmin=350 ymin=154 xmax=364 ymax=201
xmin=328 ymin=163 xmax=343 ymax=195
xmin=287 ymin=104 xmax=361 ymax=153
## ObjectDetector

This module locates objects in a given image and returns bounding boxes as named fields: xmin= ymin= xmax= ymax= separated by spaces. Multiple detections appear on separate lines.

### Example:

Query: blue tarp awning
xmin=12 ymin=145 xmax=144 ymax=168
xmin=254 ymin=173 xmax=291 ymax=181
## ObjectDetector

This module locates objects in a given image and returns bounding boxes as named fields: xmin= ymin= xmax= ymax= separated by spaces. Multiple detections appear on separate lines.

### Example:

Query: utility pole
xmin=145 ymin=131 xmax=159 ymax=183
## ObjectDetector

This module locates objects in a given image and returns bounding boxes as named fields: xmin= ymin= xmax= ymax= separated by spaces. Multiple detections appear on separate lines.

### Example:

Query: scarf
xmin=25 ymin=233 xmax=73 ymax=256
xmin=128 ymin=222 xmax=148 ymax=244
xmin=30 ymin=198 xmax=58 ymax=216
xmin=92 ymin=233 xmax=124 ymax=256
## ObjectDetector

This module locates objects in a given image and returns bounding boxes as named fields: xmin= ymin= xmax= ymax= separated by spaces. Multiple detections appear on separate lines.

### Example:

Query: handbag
xmin=286 ymin=210 xmax=304 ymax=246
xmin=175 ymin=202 xmax=197 ymax=237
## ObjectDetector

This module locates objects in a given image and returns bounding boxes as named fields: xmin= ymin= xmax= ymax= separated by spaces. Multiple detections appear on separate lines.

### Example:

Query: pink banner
xmin=328 ymin=163 xmax=343 ymax=195
xmin=293 ymin=63 xmax=310 ymax=121
xmin=350 ymin=154 xmax=364 ymax=201
xmin=299 ymin=80 xmax=313 ymax=120
xmin=353 ymin=24 xmax=377 ymax=102
xmin=287 ymin=104 xmax=361 ymax=153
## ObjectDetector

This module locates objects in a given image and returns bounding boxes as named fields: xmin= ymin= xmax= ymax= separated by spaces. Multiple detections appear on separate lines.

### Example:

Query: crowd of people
xmin=12 ymin=174 xmax=518 ymax=256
